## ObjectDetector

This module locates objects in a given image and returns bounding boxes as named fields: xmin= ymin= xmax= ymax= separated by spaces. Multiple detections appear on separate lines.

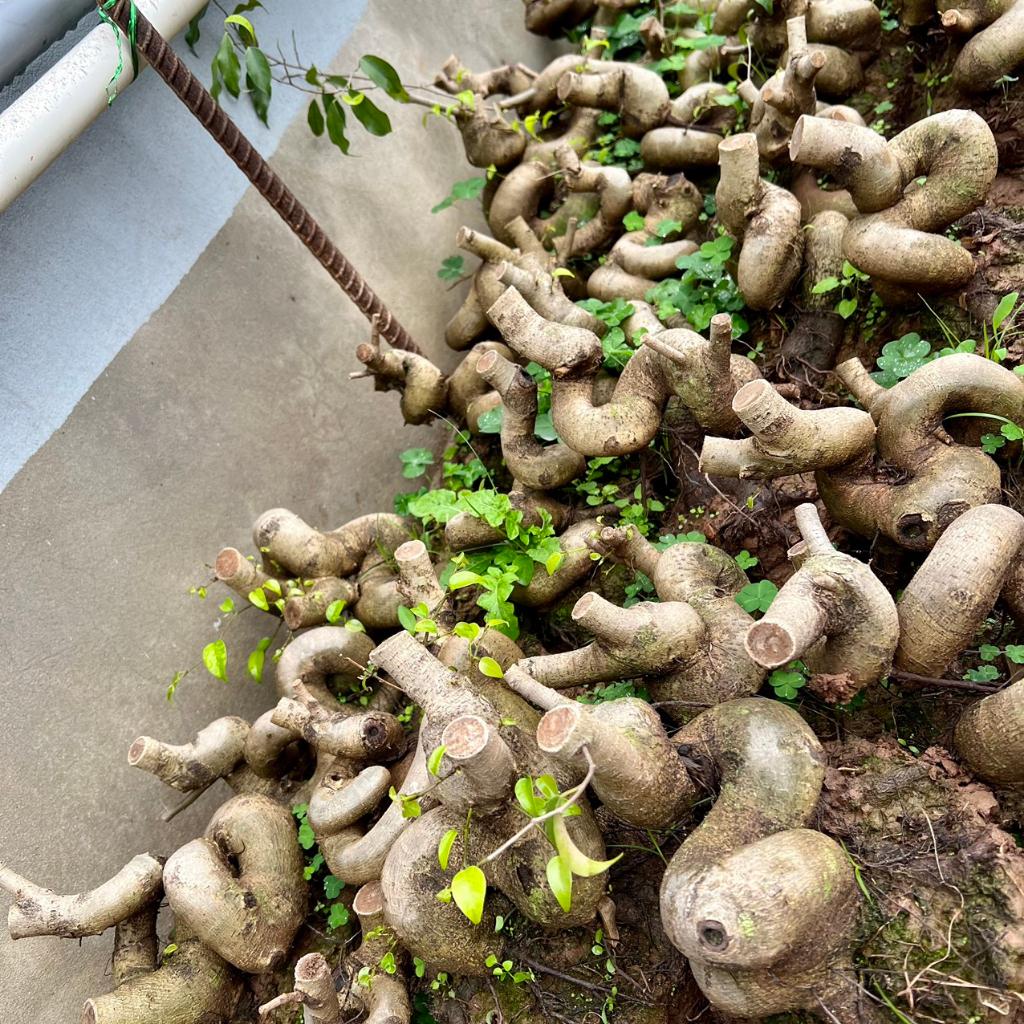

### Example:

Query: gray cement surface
xmin=0 ymin=2 xmax=559 ymax=1015
xmin=0 ymin=0 xmax=369 ymax=488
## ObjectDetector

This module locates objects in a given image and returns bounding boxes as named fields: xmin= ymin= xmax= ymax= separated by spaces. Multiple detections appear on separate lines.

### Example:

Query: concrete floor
xmin=0 ymin=3 xmax=558 ymax=1015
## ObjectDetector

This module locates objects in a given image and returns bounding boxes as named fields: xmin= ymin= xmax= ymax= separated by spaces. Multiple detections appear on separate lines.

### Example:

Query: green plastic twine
xmin=97 ymin=0 xmax=139 ymax=106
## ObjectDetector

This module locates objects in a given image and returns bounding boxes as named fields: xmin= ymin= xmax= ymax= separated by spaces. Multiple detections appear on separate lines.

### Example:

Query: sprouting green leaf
xmin=453 ymin=621 xmax=481 ymax=642
xmin=247 ymin=636 xmax=271 ymax=683
xmin=545 ymin=551 xmax=564 ymax=576
xmin=210 ymin=33 xmax=241 ymax=102
xmin=552 ymin=816 xmax=622 ymax=877
xmin=551 ymin=267 xmax=575 ymax=278
xmin=449 ymin=570 xmax=485 ymax=590
xmin=397 ymin=604 xmax=418 ymax=634
xmin=414 ymin=956 xmax=426 ymax=978
xmin=436 ymin=887 xmax=452 ymax=903
xmin=810 ymin=276 xmax=841 ymax=295
xmin=438 ymin=255 xmax=465 ymax=281
xmin=244 ymin=47 xmax=272 ymax=125
xmin=965 ymin=664 xmax=1000 ymax=682
xmin=349 ymin=91 xmax=392 ymax=136
xmin=185 ymin=8 xmax=205 ymax=54
xmin=166 ymin=669 xmax=186 ymax=703
xmin=248 ymin=587 xmax=269 ymax=611
xmin=451 ymin=866 xmax=487 ymax=925
xmin=478 ymin=657 xmax=504 ymax=679
xmin=219 ymin=597 xmax=235 ymax=614
xmin=202 ymin=639 xmax=228 ymax=682
xmin=981 ymin=433 xmax=1007 ymax=454
xmin=225 ymin=13 xmax=257 ymax=43
xmin=163 ymin=942 xmax=178 ymax=957
xmin=874 ymin=333 xmax=933 ymax=385
xmin=515 ymin=777 xmax=544 ymax=818
xmin=836 ymin=297 xmax=858 ymax=319
xmin=622 ymin=210 xmax=645 ymax=231
xmin=438 ymin=828 xmax=458 ymax=871
xmin=400 ymin=447 xmax=435 ymax=479
xmin=324 ymin=94 xmax=350 ymax=155
xmin=735 ymin=580 xmax=778 ymax=614
xmin=428 ymin=745 xmax=447 ymax=776
xmin=324 ymin=875 xmax=343 ymax=899
xmin=979 ymin=644 xmax=1001 ymax=662
xmin=734 ymin=550 xmax=758 ymax=570
xmin=1002 ymin=422 xmax=1024 ymax=442
xmin=327 ymin=903 xmax=350 ymax=930
xmin=546 ymin=855 xmax=573 ymax=912
xmin=476 ymin=405 xmax=503 ymax=434
xmin=297 ymin=820 xmax=316 ymax=850
xmin=307 ymin=98 xmax=325 ymax=136
xmin=769 ymin=661 xmax=808 ymax=701
xmin=993 ymin=291 xmax=1019 ymax=332
xmin=431 ymin=176 xmax=487 ymax=213
xmin=1007 ymin=644 xmax=1024 ymax=664
xmin=325 ymin=599 xmax=346 ymax=624
xmin=303 ymin=851 xmax=324 ymax=880
xmin=359 ymin=55 xmax=411 ymax=102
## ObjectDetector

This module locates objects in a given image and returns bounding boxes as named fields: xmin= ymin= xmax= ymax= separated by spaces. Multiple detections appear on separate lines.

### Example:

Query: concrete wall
xmin=0 ymin=2 xmax=558 ymax=1015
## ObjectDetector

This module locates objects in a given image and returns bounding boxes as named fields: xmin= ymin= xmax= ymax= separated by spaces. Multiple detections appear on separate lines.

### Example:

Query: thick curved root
xmin=955 ymin=678 xmax=1024 ymax=787
xmin=745 ymin=16 xmax=825 ymax=162
xmin=716 ymin=133 xmax=804 ymax=309
xmin=536 ymin=696 xmax=698 ymax=826
xmin=557 ymin=62 xmax=670 ymax=136
xmin=660 ymin=697 xmax=858 ymax=1018
xmin=945 ymin=0 xmax=1024 ymax=92
xmin=822 ymin=353 xmax=1023 ymax=548
xmin=699 ymin=377 xmax=876 ymax=479
xmin=476 ymin=348 xmax=586 ymax=488
xmin=0 ymin=854 xmax=164 ymax=941
xmin=128 ymin=716 xmax=249 ymax=793
xmin=897 ymin=504 xmax=1024 ymax=675
xmin=275 ymin=623 xmax=376 ymax=703
xmin=744 ymin=503 xmax=898 ymax=698
xmin=164 ymin=794 xmax=306 ymax=973
xmin=791 ymin=110 xmax=997 ymax=290
xmin=272 ymin=682 xmax=406 ymax=762
xmin=517 ymin=308 xmax=758 ymax=457
xmin=519 ymin=591 xmax=706 ymax=685
xmin=353 ymin=320 xmax=447 ymax=425
xmin=83 ymin=931 xmax=242 ymax=1024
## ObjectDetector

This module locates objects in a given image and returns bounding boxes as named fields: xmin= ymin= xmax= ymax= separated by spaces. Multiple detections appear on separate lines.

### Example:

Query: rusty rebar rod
xmin=100 ymin=0 xmax=422 ymax=355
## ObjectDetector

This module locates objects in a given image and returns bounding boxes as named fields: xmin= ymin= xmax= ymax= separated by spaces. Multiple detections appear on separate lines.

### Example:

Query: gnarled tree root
xmin=745 ymin=503 xmax=898 ymax=698
xmin=717 ymin=132 xmax=804 ymax=309
xmin=822 ymin=353 xmax=1024 ymax=549
xmin=83 ymin=929 xmax=242 ymax=1024
xmin=660 ymin=697 xmax=861 ymax=1019
xmin=163 ymin=794 xmax=306 ymax=973
xmin=790 ymin=109 xmax=998 ymax=291
xmin=699 ymin=377 xmax=876 ymax=479
xmin=0 ymin=855 xmax=164 ymax=940
xmin=956 ymin=678 xmax=1024 ymax=787
xmin=896 ymin=504 xmax=1024 ymax=676
xmin=533 ymin=687 xmax=698 ymax=827
xmin=587 ymin=528 xmax=766 ymax=716
xmin=128 ymin=716 xmax=250 ymax=793
xmin=519 ymin=590 xmax=705 ymax=685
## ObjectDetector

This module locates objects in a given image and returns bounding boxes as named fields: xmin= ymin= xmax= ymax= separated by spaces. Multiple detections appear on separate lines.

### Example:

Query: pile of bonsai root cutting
xmin=6 ymin=0 xmax=1024 ymax=1021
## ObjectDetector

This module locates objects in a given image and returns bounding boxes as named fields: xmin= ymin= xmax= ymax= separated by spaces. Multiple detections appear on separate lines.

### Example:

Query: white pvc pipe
xmin=0 ymin=0 xmax=208 ymax=214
